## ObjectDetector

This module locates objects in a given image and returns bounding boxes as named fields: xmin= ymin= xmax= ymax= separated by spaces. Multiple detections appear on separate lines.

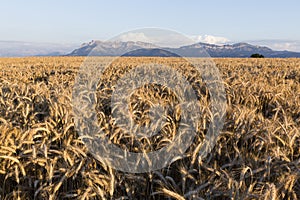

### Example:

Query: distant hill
xmin=67 ymin=40 xmax=300 ymax=58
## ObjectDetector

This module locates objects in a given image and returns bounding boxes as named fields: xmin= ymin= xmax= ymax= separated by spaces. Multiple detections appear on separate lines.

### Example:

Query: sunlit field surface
xmin=0 ymin=57 xmax=299 ymax=199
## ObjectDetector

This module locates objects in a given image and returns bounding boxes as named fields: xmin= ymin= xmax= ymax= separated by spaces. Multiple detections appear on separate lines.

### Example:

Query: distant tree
xmin=250 ymin=53 xmax=264 ymax=58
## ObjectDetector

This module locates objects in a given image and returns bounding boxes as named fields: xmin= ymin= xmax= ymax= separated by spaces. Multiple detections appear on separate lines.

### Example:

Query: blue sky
xmin=1 ymin=0 xmax=300 ymax=50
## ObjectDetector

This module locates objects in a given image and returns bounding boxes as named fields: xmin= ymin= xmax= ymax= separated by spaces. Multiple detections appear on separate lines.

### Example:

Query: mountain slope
xmin=122 ymin=48 xmax=180 ymax=57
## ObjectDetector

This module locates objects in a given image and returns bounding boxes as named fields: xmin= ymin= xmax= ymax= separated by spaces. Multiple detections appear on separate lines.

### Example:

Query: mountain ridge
xmin=67 ymin=40 xmax=300 ymax=58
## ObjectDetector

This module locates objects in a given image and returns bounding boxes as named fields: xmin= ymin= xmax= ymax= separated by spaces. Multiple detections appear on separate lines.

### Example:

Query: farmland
xmin=0 ymin=57 xmax=299 ymax=199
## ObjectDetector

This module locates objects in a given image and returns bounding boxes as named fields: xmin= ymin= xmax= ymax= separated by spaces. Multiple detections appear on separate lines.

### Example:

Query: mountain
xmin=0 ymin=41 xmax=79 ymax=57
xmin=68 ymin=40 xmax=157 ymax=56
xmin=2 ymin=40 xmax=300 ymax=58
xmin=67 ymin=40 xmax=300 ymax=58
xmin=172 ymin=42 xmax=300 ymax=58
xmin=171 ymin=42 xmax=272 ymax=57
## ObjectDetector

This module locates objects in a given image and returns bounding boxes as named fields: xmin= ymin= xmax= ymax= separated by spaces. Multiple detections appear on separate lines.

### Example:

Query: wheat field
xmin=0 ymin=57 xmax=299 ymax=199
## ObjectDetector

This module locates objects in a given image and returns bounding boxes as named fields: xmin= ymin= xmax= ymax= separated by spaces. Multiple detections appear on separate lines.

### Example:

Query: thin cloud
xmin=117 ymin=32 xmax=153 ymax=43
xmin=111 ymin=31 xmax=194 ymax=47
xmin=272 ymin=42 xmax=300 ymax=52
xmin=247 ymin=40 xmax=300 ymax=52
xmin=190 ymin=35 xmax=230 ymax=45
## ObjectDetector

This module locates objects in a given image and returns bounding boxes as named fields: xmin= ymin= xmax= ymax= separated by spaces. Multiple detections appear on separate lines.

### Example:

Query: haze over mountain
xmin=0 ymin=41 xmax=78 ymax=57
xmin=67 ymin=40 xmax=300 ymax=58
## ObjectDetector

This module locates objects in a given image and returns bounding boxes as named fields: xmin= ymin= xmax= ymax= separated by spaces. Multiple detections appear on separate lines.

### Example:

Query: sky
xmin=1 ymin=0 xmax=300 ymax=51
